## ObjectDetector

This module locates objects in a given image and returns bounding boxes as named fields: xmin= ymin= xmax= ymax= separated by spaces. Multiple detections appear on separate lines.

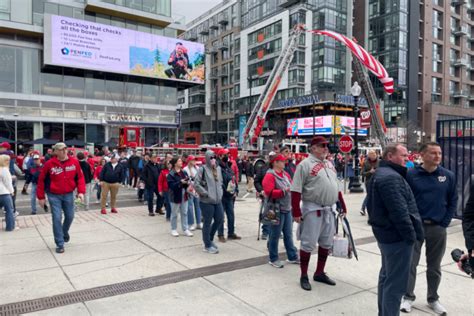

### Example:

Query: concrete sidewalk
xmin=0 ymin=194 xmax=472 ymax=315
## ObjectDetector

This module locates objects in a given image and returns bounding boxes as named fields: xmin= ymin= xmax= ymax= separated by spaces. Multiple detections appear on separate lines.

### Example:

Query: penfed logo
xmin=60 ymin=47 xmax=92 ymax=58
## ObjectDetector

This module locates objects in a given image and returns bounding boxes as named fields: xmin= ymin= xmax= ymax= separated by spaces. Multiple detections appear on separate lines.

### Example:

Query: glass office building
xmin=0 ymin=0 xmax=185 ymax=152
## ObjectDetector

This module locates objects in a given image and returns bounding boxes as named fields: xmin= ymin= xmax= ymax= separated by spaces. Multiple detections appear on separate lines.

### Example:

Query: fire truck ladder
xmin=352 ymin=58 xmax=389 ymax=149
xmin=242 ymin=24 xmax=306 ymax=149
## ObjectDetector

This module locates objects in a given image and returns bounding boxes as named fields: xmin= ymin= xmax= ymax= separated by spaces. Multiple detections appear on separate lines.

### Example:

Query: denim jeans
xmin=377 ymin=241 xmax=414 ymax=316
xmin=122 ymin=167 xmax=129 ymax=185
xmin=187 ymin=195 xmax=202 ymax=226
xmin=31 ymin=183 xmax=38 ymax=214
xmin=218 ymin=197 xmax=235 ymax=237
xmin=162 ymin=191 xmax=172 ymax=219
xmin=48 ymin=192 xmax=75 ymax=248
xmin=200 ymin=202 xmax=224 ymax=248
xmin=146 ymin=186 xmax=162 ymax=213
xmin=268 ymin=211 xmax=298 ymax=263
xmin=170 ymin=201 xmax=188 ymax=231
xmin=0 ymin=194 xmax=15 ymax=231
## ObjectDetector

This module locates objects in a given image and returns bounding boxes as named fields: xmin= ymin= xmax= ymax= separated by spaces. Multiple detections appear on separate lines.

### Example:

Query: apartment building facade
xmin=180 ymin=0 xmax=354 ymax=145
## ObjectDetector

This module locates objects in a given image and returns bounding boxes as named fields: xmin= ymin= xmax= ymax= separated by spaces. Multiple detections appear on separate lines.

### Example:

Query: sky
xmin=172 ymin=0 xmax=223 ymax=25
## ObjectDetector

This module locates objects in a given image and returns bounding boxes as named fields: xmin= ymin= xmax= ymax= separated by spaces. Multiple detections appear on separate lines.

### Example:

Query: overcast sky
xmin=172 ymin=0 xmax=223 ymax=24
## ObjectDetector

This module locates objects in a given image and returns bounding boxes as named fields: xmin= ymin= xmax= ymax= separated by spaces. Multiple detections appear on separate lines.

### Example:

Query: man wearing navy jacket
xmin=401 ymin=142 xmax=457 ymax=315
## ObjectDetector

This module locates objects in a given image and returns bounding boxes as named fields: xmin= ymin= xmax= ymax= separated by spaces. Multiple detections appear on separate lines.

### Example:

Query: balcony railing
xmin=218 ymin=40 xmax=229 ymax=50
xmin=454 ymin=25 xmax=469 ymax=36
xmin=453 ymin=58 xmax=469 ymax=67
xmin=453 ymin=90 xmax=469 ymax=98
xmin=218 ymin=12 xmax=229 ymax=24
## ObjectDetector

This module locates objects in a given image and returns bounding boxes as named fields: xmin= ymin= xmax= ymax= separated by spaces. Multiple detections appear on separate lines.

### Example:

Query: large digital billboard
xmin=44 ymin=15 xmax=205 ymax=84
xmin=287 ymin=116 xmax=368 ymax=136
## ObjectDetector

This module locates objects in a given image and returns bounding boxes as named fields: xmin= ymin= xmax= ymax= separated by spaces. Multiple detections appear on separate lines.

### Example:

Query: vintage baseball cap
xmin=0 ymin=142 xmax=11 ymax=149
xmin=33 ymin=154 xmax=40 ymax=159
xmin=187 ymin=155 xmax=196 ymax=162
xmin=310 ymin=136 xmax=329 ymax=146
xmin=270 ymin=154 xmax=286 ymax=164
xmin=53 ymin=142 xmax=67 ymax=150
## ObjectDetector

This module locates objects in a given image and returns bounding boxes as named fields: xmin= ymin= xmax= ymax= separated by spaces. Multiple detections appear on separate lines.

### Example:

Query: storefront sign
xmin=44 ymin=15 xmax=205 ymax=84
xmin=276 ymin=94 xmax=320 ymax=109
xmin=108 ymin=114 xmax=143 ymax=122
xmin=360 ymin=109 xmax=372 ymax=128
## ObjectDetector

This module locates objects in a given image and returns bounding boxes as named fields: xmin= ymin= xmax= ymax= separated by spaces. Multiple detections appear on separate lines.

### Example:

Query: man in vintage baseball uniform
xmin=291 ymin=136 xmax=347 ymax=291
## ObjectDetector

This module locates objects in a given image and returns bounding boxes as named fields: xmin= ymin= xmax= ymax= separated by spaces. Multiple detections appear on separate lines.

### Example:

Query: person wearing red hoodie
xmin=37 ymin=142 xmax=86 ymax=254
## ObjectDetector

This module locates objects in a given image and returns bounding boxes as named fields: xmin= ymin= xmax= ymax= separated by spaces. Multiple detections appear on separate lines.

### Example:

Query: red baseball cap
xmin=187 ymin=155 xmax=196 ymax=162
xmin=310 ymin=136 xmax=329 ymax=146
xmin=270 ymin=154 xmax=286 ymax=164
xmin=218 ymin=148 xmax=229 ymax=156
xmin=0 ymin=142 xmax=11 ymax=150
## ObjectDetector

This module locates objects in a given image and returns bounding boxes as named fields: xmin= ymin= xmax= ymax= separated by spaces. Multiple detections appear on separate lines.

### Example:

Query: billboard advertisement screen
xmin=44 ymin=15 xmax=205 ymax=84
xmin=287 ymin=116 xmax=368 ymax=136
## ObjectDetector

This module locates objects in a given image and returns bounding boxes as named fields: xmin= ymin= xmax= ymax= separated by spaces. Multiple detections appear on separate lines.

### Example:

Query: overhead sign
xmin=287 ymin=116 xmax=368 ymax=136
xmin=44 ymin=15 xmax=205 ymax=84
xmin=339 ymin=135 xmax=353 ymax=153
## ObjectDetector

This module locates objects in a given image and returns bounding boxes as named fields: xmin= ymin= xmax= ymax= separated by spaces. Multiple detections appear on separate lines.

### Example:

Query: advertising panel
xmin=287 ymin=116 xmax=368 ymax=136
xmin=44 ymin=15 xmax=205 ymax=84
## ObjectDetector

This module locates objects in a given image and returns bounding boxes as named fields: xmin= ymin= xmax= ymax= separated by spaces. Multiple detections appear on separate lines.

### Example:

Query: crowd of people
xmin=1 ymin=138 xmax=473 ymax=316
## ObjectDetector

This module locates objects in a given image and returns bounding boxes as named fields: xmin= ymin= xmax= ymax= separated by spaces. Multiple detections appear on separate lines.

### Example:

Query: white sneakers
xmin=171 ymin=230 xmax=194 ymax=237
xmin=401 ymin=299 xmax=447 ymax=315
xmin=428 ymin=301 xmax=447 ymax=315
xmin=189 ymin=224 xmax=196 ymax=231
xmin=400 ymin=298 xmax=414 ymax=313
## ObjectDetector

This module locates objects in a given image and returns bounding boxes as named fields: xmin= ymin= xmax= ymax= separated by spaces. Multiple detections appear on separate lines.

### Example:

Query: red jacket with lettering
xmin=36 ymin=157 xmax=86 ymax=200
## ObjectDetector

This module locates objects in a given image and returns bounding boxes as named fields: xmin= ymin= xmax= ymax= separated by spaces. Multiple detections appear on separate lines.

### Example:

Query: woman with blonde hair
xmin=0 ymin=155 xmax=15 ymax=231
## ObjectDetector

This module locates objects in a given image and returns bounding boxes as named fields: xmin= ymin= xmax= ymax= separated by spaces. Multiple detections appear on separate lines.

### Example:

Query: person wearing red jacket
xmin=37 ymin=142 xmax=86 ymax=254
xmin=158 ymin=159 xmax=172 ymax=221
xmin=262 ymin=154 xmax=299 ymax=268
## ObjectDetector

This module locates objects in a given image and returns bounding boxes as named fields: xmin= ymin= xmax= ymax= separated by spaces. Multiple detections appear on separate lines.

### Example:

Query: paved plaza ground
xmin=0 ymin=192 xmax=473 ymax=315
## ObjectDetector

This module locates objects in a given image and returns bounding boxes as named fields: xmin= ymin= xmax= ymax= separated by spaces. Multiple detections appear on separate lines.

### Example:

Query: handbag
xmin=331 ymin=212 xmax=353 ymax=259
xmin=261 ymin=190 xmax=281 ymax=226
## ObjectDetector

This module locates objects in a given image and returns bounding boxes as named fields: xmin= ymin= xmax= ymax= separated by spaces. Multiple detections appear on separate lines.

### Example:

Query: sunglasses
xmin=316 ymin=144 xmax=328 ymax=148
xmin=210 ymin=157 xmax=217 ymax=160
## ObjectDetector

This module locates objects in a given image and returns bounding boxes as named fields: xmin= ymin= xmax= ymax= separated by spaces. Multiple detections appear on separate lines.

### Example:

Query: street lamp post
xmin=350 ymin=82 xmax=364 ymax=193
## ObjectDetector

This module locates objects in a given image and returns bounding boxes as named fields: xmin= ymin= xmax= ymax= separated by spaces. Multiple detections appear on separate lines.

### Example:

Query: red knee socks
xmin=315 ymin=246 xmax=329 ymax=276
xmin=300 ymin=249 xmax=311 ymax=277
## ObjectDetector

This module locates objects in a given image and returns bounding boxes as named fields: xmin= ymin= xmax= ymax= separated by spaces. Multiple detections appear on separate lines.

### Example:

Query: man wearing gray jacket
xmin=194 ymin=150 xmax=224 ymax=254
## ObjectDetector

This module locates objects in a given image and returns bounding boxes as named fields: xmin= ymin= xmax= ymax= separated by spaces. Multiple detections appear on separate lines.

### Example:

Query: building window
xmin=65 ymin=123 xmax=85 ymax=141
xmin=0 ymin=46 xmax=15 ymax=92
xmin=43 ymin=122 xmax=63 ymax=141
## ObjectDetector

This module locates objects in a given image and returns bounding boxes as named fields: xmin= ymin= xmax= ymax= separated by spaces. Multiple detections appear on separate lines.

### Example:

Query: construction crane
xmin=241 ymin=25 xmax=390 ymax=150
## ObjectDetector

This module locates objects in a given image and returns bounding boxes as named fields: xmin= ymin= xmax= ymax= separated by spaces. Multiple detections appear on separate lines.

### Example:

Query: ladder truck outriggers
xmin=241 ymin=24 xmax=390 ymax=151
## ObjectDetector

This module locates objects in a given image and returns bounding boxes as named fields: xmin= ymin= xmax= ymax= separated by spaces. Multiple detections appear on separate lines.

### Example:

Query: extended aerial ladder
xmin=352 ymin=58 xmax=389 ymax=148
xmin=241 ymin=25 xmax=390 ymax=149
xmin=242 ymin=24 xmax=305 ymax=148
